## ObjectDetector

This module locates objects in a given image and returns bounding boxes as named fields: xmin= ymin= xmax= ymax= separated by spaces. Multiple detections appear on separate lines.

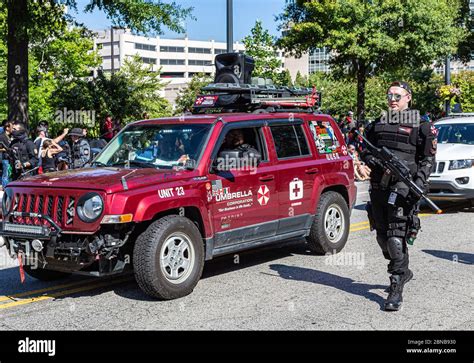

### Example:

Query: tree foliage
xmin=174 ymin=73 xmax=213 ymax=114
xmin=278 ymin=0 xmax=467 ymax=121
xmin=243 ymin=20 xmax=282 ymax=81
xmin=54 ymin=55 xmax=172 ymax=137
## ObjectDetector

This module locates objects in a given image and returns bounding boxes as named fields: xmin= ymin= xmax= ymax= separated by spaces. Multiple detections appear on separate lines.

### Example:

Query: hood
xmin=436 ymin=143 xmax=474 ymax=162
xmin=9 ymin=167 xmax=188 ymax=193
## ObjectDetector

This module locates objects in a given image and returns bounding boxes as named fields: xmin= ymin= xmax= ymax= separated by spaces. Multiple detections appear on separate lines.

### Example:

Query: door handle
xmin=259 ymin=175 xmax=275 ymax=182
xmin=305 ymin=168 xmax=318 ymax=175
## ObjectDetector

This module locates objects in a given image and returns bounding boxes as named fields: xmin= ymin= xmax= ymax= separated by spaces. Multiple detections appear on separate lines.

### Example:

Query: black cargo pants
xmin=367 ymin=186 xmax=414 ymax=275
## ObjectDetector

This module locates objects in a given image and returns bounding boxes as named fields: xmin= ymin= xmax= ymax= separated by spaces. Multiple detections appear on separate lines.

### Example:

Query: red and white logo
xmin=431 ymin=125 xmax=439 ymax=136
xmin=341 ymin=145 xmax=348 ymax=156
xmin=257 ymin=185 xmax=270 ymax=206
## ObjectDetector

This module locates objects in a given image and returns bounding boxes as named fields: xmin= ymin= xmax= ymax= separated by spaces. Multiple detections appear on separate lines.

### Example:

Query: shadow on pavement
xmin=422 ymin=249 xmax=473 ymax=265
xmin=268 ymin=264 xmax=387 ymax=310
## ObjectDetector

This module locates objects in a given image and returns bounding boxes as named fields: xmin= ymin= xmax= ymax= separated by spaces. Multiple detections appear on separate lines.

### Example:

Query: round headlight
xmin=77 ymin=193 xmax=104 ymax=223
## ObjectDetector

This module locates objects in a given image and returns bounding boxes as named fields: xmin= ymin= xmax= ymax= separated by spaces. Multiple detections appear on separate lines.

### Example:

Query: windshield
xmin=436 ymin=123 xmax=474 ymax=145
xmin=95 ymin=123 xmax=212 ymax=169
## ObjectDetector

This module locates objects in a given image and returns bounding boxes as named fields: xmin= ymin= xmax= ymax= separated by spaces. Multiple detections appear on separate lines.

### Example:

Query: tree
xmin=278 ymin=0 xmax=466 ymax=121
xmin=294 ymin=71 xmax=308 ymax=87
xmin=54 ymin=55 xmax=172 ymax=137
xmin=3 ymin=0 xmax=193 ymax=126
xmin=174 ymin=73 xmax=213 ymax=114
xmin=243 ymin=20 xmax=282 ymax=81
xmin=274 ymin=69 xmax=293 ymax=87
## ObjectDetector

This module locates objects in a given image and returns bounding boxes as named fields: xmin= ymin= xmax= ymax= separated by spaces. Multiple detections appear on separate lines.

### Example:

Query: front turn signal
xmin=101 ymin=214 xmax=134 ymax=224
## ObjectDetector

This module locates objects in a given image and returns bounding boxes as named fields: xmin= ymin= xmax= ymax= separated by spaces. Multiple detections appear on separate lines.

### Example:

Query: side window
xmin=270 ymin=124 xmax=310 ymax=159
xmin=308 ymin=120 xmax=340 ymax=154
xmin=217 ymin=127 xmax=267 ymax=161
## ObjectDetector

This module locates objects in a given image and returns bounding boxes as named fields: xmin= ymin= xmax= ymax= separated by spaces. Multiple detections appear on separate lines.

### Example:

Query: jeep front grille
xmin=10 ymin=193 xmax=76 ymax=228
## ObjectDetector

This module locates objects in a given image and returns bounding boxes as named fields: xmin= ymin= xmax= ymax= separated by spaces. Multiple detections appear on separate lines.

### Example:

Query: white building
xmin=93 ymin=28 xmax=287 ymax=104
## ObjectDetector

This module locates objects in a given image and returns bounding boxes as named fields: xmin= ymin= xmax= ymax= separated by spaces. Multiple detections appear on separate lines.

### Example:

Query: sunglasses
xmin=387 ymin=93 xmax=407 ymax=101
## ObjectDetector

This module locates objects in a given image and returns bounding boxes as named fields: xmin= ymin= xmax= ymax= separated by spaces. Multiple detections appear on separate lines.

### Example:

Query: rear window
xmin=308 ymin=120 xmax=340 ymax=154
xmin=270 ymin=124 xmax=310 ymax=159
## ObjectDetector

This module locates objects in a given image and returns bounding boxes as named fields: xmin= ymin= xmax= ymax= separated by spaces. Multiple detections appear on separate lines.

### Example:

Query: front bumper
xmin=1 ymin=211 xmax=62 ymax=240
xmin=428 ymin=180 xmax=474 ymax=200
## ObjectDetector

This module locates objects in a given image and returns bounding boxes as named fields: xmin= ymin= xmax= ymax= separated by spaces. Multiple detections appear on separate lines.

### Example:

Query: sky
xmin=72 ymin=0 xmax=287 ymax=42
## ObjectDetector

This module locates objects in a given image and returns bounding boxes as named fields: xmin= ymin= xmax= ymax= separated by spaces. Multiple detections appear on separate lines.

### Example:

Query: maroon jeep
xmin=1 ymin=112 xmax=356 ymax=299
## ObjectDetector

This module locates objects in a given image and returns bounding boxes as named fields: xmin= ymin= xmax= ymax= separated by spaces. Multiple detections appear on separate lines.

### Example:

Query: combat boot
xmin=384 ymin=274 xmax=405 ymax=311
xmin=385 ymin=269 xmax=413 ymax=293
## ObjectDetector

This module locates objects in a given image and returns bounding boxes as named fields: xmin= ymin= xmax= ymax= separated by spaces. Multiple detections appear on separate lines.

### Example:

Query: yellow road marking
xmin=0 ymin=279 xmax=96 ymax=302
xmin=350 ymin=221 xmax=370 ymax=227
xmin=0 ymin=276 xmax=133 ymax=310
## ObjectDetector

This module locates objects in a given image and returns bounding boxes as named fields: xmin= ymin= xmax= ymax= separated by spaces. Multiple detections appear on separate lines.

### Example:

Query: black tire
xmin=306 ymin=191 xmax=350 ymax=255
xmin=24 ymin=266 xmax=70 ymax=281
xmin=133 ymin=215 xmax=204 ymax=300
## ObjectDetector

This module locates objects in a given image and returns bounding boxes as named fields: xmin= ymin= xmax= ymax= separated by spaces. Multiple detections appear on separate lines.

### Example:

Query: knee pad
xmin=387 ymin=237 xmax=404 ymax=260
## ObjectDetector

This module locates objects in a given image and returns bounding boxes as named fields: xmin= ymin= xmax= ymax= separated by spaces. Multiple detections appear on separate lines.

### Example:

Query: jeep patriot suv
xmin=0 ymin=112 xmax=356 ymax=299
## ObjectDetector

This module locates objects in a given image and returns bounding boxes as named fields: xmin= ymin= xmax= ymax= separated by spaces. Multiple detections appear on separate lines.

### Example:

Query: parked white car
xmin=428 ymin=116 xmax=474 ymax=202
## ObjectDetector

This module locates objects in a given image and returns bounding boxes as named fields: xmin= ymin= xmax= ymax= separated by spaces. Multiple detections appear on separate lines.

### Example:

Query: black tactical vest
xmin=372 ymin=120 xmax=420 ymax=174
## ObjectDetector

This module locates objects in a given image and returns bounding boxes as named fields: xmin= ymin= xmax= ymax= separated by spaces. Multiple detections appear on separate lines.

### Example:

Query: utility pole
xmin=227 ymin=0 xmax=233 ymax=53
xmin=445 ymin=56 xmax=451 ymax=116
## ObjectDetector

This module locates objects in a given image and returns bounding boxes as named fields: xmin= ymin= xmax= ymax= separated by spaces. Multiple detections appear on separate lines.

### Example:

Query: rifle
xmin=356 ymin=131 xmax=442 ymax=214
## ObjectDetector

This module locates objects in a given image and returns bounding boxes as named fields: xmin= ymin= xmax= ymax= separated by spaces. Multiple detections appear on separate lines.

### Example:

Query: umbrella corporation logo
xmin=18 ymin=337 xmax=56 ymax=357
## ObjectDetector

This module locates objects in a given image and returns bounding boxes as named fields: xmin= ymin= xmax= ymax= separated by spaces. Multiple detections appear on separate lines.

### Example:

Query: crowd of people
xmin=335 ymin=111 xmax=371 ymax=182
xmin=0 ymin=115 xmax=119 ymax=191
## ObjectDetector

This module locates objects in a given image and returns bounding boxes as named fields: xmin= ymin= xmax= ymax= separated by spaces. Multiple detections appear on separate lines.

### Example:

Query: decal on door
xmin=289 ymin=178 xmax=304 ymax=201
xmin=257 ymin=185 xmax=270 ymax=206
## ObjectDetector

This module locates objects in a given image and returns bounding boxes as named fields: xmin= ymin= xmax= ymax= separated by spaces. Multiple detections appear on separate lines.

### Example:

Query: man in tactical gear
xmin=361 ymin=81 xmax=437 ymax=311
xmin=69 ymin=128 xmax=91 ymax=169
xmin=9 ymin=123 xmax=39 ymax=180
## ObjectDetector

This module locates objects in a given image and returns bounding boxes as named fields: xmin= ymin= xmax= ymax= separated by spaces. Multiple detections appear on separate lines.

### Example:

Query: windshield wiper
xmin=110 ymin=160 xmax=157 ymax=169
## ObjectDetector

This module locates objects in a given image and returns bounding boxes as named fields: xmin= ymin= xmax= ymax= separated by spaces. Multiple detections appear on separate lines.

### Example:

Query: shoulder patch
xmin=430 ymin=125 xmax=438 ymax=136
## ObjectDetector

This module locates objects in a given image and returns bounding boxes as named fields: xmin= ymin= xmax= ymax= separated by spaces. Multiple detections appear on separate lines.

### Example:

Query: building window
xmin=141 ymin=57 xmax=157 ymax=64
xmin=135 ymin=43 xmax=156 ymax=51
xmin=160 ymin=59 xmax=185 ymax=65
xmin=161 ymin=72 xmax=185 ymax=78
xmin=214 ymin=48 xmax=228 ymax=55
xmin=160 ymin=46 xmax=185 ymax=53
xmin=188 ymin=59 xmax=212 ymax=66
xmin=188 ymin=47 xmax=211 ymax=54
xmin=189 ymin=72 xmax=212 ymax=78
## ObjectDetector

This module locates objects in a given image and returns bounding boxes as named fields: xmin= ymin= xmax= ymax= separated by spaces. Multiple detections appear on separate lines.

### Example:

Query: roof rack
xmin=192 ymin=83 xmax=322 ymax=114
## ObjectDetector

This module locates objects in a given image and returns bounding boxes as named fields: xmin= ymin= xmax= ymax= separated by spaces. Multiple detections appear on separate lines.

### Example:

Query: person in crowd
xmin=9 ymin=122 xmax=39 ymax=180
xmin=69 ymin=128 xmax=91 ymax=169
xmin=103 ymin=115 xmax=114 ymax=142
xmin=0 ymin=120 xmax=13 ymax=188
xmin=348 ymin=144 xmax=371 ymax=181
xmin=40 ymin=139 xmax=63 ymax=173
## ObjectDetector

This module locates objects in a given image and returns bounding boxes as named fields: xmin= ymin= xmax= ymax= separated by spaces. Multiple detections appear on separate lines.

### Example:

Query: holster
xmin=366 ymin=202 xmax=376 ymax=231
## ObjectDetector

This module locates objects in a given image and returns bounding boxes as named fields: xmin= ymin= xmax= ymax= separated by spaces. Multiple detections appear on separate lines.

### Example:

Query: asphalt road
xmin=0 ymin=182 xmax=472 ymax=330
